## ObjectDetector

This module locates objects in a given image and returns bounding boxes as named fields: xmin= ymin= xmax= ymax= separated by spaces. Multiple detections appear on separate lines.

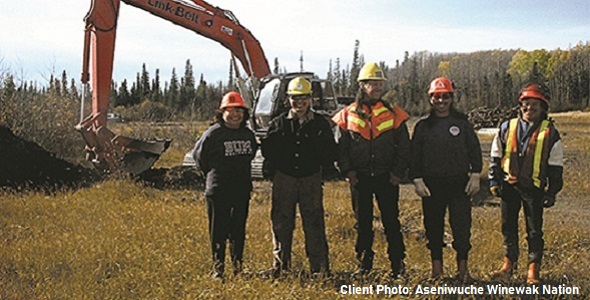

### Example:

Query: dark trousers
xmin=354 ymin=173 xmax=405 ymax=267
xmin=271 ymin=171 xmax=330 ymax=274
xmin=500 ymin=182 xmax=545 ymax=264
xmin=422 ymin=176 xmax=472 ymax=261
xmin=206 ymin=190 xmax=251 ymax=271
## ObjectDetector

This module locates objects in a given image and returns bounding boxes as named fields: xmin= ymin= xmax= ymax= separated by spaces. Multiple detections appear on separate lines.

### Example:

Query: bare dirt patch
xmin=0 ymin=125 xmax=100 ymax=190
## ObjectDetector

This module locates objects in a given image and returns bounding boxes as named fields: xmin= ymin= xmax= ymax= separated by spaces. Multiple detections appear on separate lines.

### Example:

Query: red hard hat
xmin=220 ymin=91 xmax=247 ymax=110
xmin=428 ymin=77 xmax=455 ymax=95
xmin=519 ymin=84 xmax=549 ymax=104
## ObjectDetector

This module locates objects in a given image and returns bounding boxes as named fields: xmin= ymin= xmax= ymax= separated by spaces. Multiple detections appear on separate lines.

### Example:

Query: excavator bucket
xmin=77 ymin=124 xmax=171 ymax=176
xmin=112 ymin=135 xmax=172 ymax=176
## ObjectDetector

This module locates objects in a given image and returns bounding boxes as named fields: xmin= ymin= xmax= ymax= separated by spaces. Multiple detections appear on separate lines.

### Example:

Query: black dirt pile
xmin=0 ymin=125 xmax=100 ymax=191
xmin=137 ymin=166 xmax=203 ymax=190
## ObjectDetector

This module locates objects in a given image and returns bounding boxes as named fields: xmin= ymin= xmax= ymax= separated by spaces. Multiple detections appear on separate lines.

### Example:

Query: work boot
xmin=390 ymin=260 xmax=406 ymax=279
xmin=352 ymin=264 xmax=371 ymax=277
xmin=526 ymin=262 xmax=540 ymax=285
xmin=352 ymin=252 xmax=373 ymax=277
xmin=232 ymin=260 xmax=243 ymax=276
xmin=211 ymin=262 xmax=224 ymax=280
xmin=431 ymin=260 xmax=443 ymax=279
xmin=457 ymin=260 xmax=473 ymax=283
xmin=490 ymin=257 xmax=516 ymax=279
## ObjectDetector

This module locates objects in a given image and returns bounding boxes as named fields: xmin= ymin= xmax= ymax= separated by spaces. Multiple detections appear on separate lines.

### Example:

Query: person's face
xmin=289 ymin=94 xmax=311 ymax=113
xmin=222 ymin=107 xmax=244 ymax=129
xmin=430 ymin=93 xmax=453 ymax=116
xmin=360 ymin=80 xmax=384 ymax=100
xmin=520 ymin=98 xmax=543 ymax=122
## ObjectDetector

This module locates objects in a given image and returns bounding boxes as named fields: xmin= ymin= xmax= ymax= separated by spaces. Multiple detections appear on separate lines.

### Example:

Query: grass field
xmin=1 ymin=112 xmax=589 ymax=299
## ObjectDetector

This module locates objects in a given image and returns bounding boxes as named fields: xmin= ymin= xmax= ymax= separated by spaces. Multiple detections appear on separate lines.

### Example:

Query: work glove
xmin=413 ymin=178 xmax=431 ymax=198
xmin=489 ymin=185 xmax=502 ymax=197
xmin=389 ymin=173 xmax=401 ymax=186
xmin=543 ymin=194 xmax=556 ymax=208
xmin=346 ymin=170 xmax=358 ymax=186
xmin=464 ymin=173 xmax=480 ymax=196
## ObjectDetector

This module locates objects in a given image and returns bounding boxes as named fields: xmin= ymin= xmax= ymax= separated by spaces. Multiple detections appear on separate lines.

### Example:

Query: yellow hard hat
xmin=357 ymin=62 xmax=386 ymax=81
xmin=287 ymin=76 xmax=312 ymax=96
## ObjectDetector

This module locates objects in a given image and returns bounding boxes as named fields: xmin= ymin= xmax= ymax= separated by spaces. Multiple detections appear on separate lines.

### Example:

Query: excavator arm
xmin=77 ymin=0 xmax=271 ymax=175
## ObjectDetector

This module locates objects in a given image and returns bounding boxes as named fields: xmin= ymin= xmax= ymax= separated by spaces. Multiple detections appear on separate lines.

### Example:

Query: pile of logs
xmin=468 ymin=105 xmax=518 ymax=129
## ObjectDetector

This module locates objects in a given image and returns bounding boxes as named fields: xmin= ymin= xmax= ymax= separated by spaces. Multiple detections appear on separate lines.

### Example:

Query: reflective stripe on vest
xmin=373 ymin=106 xmax=389 ymax=116
xmin=376 ymin=119 xmax=394 ymax=131
xmin=347 ymin=114 xmax=366 ymax=128
xmin=502 ymin=119 xmax=551 ymax=188
xmin=532 ymin=120 xmax=550 ymax=187
xmin=501 ymin=119 xmax=519 ymax=183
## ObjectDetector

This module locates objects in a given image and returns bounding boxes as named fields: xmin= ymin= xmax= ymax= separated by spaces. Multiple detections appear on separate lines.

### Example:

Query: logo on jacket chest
xmin=224 ymin=140 xmax=253 ymax=156
xmin=449 ymin=125 xmax=461 ymax=136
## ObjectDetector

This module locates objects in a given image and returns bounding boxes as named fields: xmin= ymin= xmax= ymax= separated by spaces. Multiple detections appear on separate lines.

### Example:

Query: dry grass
xmin=1 ymin=113 xmax=590 ymax=299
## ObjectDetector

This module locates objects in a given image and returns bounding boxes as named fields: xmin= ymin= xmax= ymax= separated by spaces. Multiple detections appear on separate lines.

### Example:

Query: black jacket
xmin=337 ymin=121 xmax=410 ymax=179
xmin=410 ymin=112 xmax=482 ymax=179
xmin=261 ymin=111 xmax=337 ymax=178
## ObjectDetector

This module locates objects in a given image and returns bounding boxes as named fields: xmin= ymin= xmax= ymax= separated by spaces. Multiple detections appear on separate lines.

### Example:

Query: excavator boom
xmin=120 ymin=0 xmax=270 ymax=78
xmin=77 ymin=0 xmax=271 ymax=175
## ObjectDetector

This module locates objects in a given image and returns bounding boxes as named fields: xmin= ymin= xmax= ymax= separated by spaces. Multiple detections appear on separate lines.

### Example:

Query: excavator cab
xmin=250 ymin=72 xmax=338 ymax=136
xmin=248 ymin=72 xmax=339 ymax=178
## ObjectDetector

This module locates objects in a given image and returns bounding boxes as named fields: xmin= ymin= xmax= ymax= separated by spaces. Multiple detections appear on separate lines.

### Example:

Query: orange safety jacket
xmin=502 ymin=118 xmax=553 ymax=189
xmin=332 ymin=101 xmax=409 ymax=140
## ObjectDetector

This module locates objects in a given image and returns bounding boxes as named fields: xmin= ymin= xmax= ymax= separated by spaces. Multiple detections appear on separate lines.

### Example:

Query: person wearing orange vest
xmin=410 ymin=77 xmax=482 ymax=282
xmin=488 ymin=83 xmax=564 ymax=285
xmin=194 ymin=92 xmax=257 ymax=279
xmin=332 ymin=62 xmax=410 ymax=279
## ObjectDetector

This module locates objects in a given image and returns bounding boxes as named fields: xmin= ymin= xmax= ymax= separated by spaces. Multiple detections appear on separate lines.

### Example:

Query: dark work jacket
xmin=261 ymin=110 xmax=337 ymax=178
xmin=410 ymin=113 xmax=483 ymax=179
xmin=337 ymin=117 xmax=410 ymax=179
xmin=194 ymin=123 xmax=257 ymax=196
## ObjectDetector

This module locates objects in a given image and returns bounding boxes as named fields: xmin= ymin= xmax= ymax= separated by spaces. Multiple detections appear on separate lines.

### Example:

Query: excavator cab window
xmin=312 ymin=82 xmax=324 ymax=111
xmin=318 ymin=81 xmax=337 ymax=111
xmin=252 ymin=78 xmax=281 ymax=132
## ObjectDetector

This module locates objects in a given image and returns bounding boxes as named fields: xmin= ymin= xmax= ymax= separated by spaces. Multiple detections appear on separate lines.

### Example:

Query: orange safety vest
xmin=502 ymin=118 xmax=552 ymax=189
xmin=332 ymin=101 xmax=409 ymax=140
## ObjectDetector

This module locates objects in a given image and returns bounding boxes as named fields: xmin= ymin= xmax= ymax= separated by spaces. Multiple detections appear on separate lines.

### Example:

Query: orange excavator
xmin=77 ymin=0 xmax=271 ymax=175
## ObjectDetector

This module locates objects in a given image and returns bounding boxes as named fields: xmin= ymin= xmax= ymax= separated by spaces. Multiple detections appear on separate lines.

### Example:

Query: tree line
xmin=2 ymin=40 xmax=589 ymax=125
xmin=328 ymin=40 xmax=590 ymax=115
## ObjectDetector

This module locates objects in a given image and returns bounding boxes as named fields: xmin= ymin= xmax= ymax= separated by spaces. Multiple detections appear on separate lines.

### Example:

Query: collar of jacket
xmin=287 ymin=109 xmax=314 ymax=123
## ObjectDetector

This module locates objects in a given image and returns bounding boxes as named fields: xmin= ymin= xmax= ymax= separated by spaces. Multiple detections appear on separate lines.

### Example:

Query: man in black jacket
xmin=261 ymin=76 xmax=337 ymax=278
xmin=410 ymin=77 xmax=482 ymax=281
xmin=332 ymin=62 xmax=410 ymax=278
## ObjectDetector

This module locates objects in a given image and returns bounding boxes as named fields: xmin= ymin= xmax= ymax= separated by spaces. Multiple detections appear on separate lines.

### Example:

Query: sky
xmin=1 ymin=0 xmax=589 ymax=87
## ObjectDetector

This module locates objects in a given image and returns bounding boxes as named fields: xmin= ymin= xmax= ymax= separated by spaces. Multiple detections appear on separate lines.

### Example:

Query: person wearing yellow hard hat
xmin=332 ymin=62 xmax=410 ymax=279
xmin=488 ymin=83 xmax=564 ymax=284
xmin=193 ymin=91 xmax=257 ymax=279
xmin=261 ymin=76 xmax=337 ymax=278
xmin=410 ymin=77 xmax=482 ymax=282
